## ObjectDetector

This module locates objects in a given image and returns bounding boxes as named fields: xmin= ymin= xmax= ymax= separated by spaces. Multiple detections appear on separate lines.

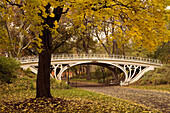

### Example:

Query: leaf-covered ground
xmin=0 ymin=71 xmax=163 ymax=113
xmin=79 ymin=84 xmax=170 ymax=113
xmin=0 ymin=86 xmax=159 ymax=112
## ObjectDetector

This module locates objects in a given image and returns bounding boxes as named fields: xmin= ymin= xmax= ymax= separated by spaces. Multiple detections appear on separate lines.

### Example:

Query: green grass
xmin=52 ymin=88 xmax=160 ymax=112
xmin=0 ymin=70 xmax=161 ymax=112
xmin=0 ymin=87 xmax=160 ymax=112
xmin=128 ymin=84 xmax=170 ymax=92
xmin=70 ymin=78 xmax=99 ymax=83
xmin=71 ymin=78 xmax=170 ymax=92
xmin=0 ymin=80 xmax=160 ymax=112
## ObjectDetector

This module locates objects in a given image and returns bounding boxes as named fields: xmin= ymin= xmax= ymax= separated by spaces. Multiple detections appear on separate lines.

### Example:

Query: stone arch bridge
xmin=19 ymin=54 xmax=162 ymax=85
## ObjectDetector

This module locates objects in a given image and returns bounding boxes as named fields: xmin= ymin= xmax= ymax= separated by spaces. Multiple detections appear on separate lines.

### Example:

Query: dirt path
xmin=71 ymin=82 xmax=170 ymax=112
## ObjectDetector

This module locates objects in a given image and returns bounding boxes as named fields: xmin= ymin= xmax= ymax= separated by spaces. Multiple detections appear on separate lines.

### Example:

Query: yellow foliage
xmin=49 ymin=13 xmax=55 ymax=17
xmin=0 ymin=0 xmax=169 ymax=53
xmin=42 ymin=0 xmax=48 ymax=6
xmin=53 ymin=21 xmax=59 ymax=29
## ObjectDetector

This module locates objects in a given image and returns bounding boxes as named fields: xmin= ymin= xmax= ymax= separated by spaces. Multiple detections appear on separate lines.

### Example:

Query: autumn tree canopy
xmin=1 ymin=0 xmax=169 ymax=52
xmin=0 ymin=0 xmax=169 ymax=97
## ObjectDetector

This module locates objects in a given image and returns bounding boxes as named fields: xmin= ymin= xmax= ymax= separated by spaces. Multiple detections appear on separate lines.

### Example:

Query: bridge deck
xmin=19 ymin=54 xmax=161 ymax=66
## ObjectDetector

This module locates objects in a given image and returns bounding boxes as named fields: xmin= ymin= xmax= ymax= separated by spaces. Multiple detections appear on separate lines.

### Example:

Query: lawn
xmin=71 ymin=78 xmax=170 ymax=92
xmin=0 ymin=70 xmax=162 ymax=112
xmin=70 ymin=78 xmax=99 ymax=83
xmin=128 ymin=84 xmax=170 ymax=92
xmin=0 ymin=83 xmax=160 ymax=112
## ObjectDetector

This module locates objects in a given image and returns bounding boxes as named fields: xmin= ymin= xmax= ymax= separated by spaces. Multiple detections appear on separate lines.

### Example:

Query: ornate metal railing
xmin=18 ymin=54 xmax=162 ymax=65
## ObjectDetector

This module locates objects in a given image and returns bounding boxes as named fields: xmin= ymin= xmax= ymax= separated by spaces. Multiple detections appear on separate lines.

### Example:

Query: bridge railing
xmin=18 ymin=54 xmax=162 ymax=65
xmin=18 ymin=56 xmax=39 ymax=63
xmin=52 ymin=54 xmax=161 ymax=64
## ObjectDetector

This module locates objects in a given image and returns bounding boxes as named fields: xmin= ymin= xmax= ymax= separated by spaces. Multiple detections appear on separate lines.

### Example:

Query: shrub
xmin=137 ymin=64 xmax=170 ymax=85
xmin=93 ymin=68 xmax=103 ymax=82
xmin=24 ymin=68 xmax=35 ymax=78
xmin=0 ymin=57 xmax=20 ymax=84
xmin=30 ymin=81 xmax=35 ymax=89
xmin=25 ymin=68 xmax=32 ymax=74
xmin=50 ymin=78 xmax=71 ymax=89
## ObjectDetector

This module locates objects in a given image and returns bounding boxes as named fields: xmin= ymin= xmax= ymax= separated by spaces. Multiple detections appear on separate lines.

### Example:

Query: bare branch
xmin=91 ymin=0 xmax=144 ymax=12
xmin=95 ymin=29 xmax=110 ymax=55
xmin=20 ymin=37 xmax=37 ymax=52
xmin=51 ymin=30 xmax=72 ymax=53
xmin=62 ymin=7 xmax=70 ymax=14
xmin=5 ymin=0 xmax=25 ymax=15
xmin=5 ymin=0 xmax=22 ymax=8
xmin=51 ymin=37 xmax=69 ymax=53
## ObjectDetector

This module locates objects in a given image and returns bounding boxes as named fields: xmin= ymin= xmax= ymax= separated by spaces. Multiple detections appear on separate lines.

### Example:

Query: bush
xmin=137 ymin=64 xmax=170 ymax=85
xmin=0 ymin=57 xmax=20 ymax=84
xmin=24 ymin=68 xmax=35 ymax=78
xmin=50 ymin=78 xmax=71 ymax=89
xmin=25 ymin=68 xmax=32 ymax=74
xmin=93 ymin=68 xmax=103 ymax=82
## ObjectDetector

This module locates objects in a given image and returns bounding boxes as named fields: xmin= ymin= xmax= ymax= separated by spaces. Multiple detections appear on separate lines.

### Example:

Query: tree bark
xmin=35 ymin=4 xmax=64 ymax=98
xmin=101 ymin=67 xmax=105 ymax=83
xmin=36 ymin=51 xmax=52 ymax=98
xmin=86 ymin=65 xmax=91 ymax=80
xmin=36 ymin=28 xmax=52 ymax=98
xmin=82 ymin=36 xmax=91 ymax=80
xmin=72 ymin=67 xmax=78 ymax=75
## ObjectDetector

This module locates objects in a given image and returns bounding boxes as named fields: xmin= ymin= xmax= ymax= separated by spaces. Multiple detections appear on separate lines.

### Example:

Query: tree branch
xmin=95 ymin=29 xmax=110 ymax=55
xmin=5 ymin=0 xmax=25 ymax=15
xmin=20 ymin=37 xmax=37 ymax=52
xmin=5 ymin=0 xmax=22 ymax=8
xmin=51 ymin=30 xmax=72 ymax=53
xmin=91 ymin=0 xmax=142 ymax=12
xmin=62 ymin=7 xmax=70 ymax=14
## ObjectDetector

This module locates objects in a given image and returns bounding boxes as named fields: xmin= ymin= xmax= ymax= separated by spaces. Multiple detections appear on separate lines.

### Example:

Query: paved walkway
xmin=72 ymin=82 xmax=170 ymax=112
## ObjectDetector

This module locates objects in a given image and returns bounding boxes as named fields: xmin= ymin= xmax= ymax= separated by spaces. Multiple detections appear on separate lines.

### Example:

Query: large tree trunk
xmin=35 ymin=5 xmax=63 ymax=98
xmin=86 ymin=65 xmax=91 ymax=80
xmin=36 ymin=51 xmax=52 ymax=98
xmin=101 ymin=67 xmax=105 ymax=83
xmin=36 ymin=28 xmax=52 ymax=98
xmin=83 ymin=37 xmax=91 ymax=80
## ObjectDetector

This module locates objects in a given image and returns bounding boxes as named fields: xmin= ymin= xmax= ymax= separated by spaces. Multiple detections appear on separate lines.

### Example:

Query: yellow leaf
xmin=42 ymin=0 xmax=48 ymax=6
xmin=115 ymin=21 xmax=121 ymax=25
xmin=54 ymin=21 xmax=59 ymax=29
xmin=49 ymin=13 xmax=55 ymax=17
xmin=22 ymin=109 xmax=28 ymax=112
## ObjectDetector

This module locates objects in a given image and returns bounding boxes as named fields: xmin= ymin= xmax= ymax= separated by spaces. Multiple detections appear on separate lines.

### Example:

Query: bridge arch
xmin=56 ymin=61 xmax=128 ymax=85
xmin=19 ymin=54 xmax=161 ymax=85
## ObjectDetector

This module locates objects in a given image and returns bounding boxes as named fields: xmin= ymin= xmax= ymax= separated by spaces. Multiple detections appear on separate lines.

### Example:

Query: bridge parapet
xmin=18 ymin=54 xmax=161 ymax=65
xmin=18 ymin=56 xmax=39 ymax=63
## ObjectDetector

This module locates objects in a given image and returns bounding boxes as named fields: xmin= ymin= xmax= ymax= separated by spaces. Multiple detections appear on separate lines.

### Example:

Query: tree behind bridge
xmin=0 ymin=0 xmax=168 ymax=98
